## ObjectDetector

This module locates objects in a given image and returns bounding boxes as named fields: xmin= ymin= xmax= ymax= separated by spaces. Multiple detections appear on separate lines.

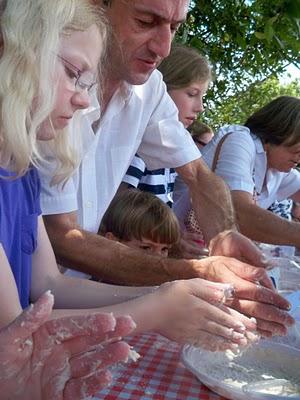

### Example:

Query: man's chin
xmin=127 ymin=68 xmax=156 ymax=85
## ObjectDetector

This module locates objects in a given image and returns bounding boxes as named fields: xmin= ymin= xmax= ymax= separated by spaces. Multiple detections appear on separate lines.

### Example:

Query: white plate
xmin=181 ymin=341 xmax=300 ymax=400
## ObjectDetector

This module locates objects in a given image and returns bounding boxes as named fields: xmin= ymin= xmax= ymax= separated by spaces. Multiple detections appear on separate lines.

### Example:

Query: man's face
xmin=104 ymin=0 xmax=189 ymax=85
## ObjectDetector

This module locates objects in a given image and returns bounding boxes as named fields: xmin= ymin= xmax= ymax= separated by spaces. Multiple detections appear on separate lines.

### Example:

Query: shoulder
xmin=218 ymin=125 xmax=253 ymax=141
xmin=217 ymin=125 xmax=256 ymax=153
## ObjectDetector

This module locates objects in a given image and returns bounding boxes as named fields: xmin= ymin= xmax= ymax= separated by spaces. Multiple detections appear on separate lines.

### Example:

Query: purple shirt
xmin=0 ymin=167 xmax=41 ymax=308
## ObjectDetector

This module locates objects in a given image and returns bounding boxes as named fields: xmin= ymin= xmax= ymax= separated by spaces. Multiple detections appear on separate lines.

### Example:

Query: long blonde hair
xmin=0 ymin=0 xmax=106 ymax=181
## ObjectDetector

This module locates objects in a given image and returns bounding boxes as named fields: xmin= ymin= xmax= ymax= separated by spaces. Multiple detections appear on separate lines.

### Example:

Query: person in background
xmin=39 ymin=0 xmax=293 ymax=338
xmin=179 ymin=96 xmax=300 ymax=258
xmin=174 ymin=120 xmax=215 ymax=251
xmin=99 ymin=189 xmax=180 ymax=259
xmin=0 ymin=2 xmax=264 ymax=380
xmin=188 ymin=120 xmax=214 ymax=150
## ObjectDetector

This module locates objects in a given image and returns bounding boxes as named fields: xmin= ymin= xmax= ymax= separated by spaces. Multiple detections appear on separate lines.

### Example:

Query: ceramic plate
xmin=181 ymin=341 xmax=300 ymax=400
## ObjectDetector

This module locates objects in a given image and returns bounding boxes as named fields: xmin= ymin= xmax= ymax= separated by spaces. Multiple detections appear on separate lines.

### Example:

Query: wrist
xmin=208 ymin=229 xmax=237 ymax=254
xmin=163 ymin=257 xmax=200 ymax=280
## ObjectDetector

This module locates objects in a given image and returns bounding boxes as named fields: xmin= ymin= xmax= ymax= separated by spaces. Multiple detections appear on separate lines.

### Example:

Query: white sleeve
xmin=39 ymin=162 xmax=78 ymax=215
xmin=122 ymin=155 xmax=146 ymax=187
xmin=277 ymin=169 xmax=300 ymax=201
xmin=137 ymin=72 xmax=201 ymax=170
xmin=205 ymin=130 xmax=256 ymax=195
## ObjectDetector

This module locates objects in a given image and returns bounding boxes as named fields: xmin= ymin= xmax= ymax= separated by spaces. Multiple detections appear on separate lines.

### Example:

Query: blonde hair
xmin=0 ymin=0 xmax=106 ymax=181
xmin=158 ymin=44 xmax=212 ymax=91
xmin=100 ymin=189 xmax=181 ymax=246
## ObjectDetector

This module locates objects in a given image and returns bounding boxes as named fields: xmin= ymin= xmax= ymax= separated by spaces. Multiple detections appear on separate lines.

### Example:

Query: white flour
xmin=184 ymin=342 xmax=300 ymax=398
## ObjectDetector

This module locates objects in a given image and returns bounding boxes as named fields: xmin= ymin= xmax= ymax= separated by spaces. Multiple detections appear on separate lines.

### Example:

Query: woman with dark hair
xmin=176 ymin=96 xmax=300 ymax=251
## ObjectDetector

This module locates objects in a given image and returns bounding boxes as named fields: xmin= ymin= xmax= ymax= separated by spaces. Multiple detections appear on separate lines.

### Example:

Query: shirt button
xmin=86 ymin=201 xmax=93 ymax=208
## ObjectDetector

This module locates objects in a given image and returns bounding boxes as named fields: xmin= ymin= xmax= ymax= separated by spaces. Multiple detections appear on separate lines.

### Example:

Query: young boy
xmin=99 ymin=189 xmax=180 ymax=257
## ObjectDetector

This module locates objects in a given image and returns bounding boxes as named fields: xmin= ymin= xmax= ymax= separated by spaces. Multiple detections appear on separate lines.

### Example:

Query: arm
xmin=32 ymin=216 xmax=169 ymax=305
xmin=32 ymin=218 xmax=262 ymax=348
xmin=175 ymin=158 xmax=265 ymax=266
xmin=291 ymin=189 xmax=300 ymax=203
xmin=39 ymin=215 xmax=294 ymax=339
xmin=176 ymin=158 xmax=236 ymax=243
xmin=232 ymin=190 xmax=300 ymax=247
xmin=42 ymin=212 xmax=197 ymax=285
xmin=0 ymin=245 xmax=22 ymax=328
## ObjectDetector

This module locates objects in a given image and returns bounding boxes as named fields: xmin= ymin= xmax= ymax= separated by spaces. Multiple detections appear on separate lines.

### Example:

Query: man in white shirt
xmin=40 ymin=0 xmax=292 ymax=337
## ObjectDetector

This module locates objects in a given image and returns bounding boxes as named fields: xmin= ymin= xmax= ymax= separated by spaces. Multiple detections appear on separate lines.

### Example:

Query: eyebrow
xmin=133 ymin=4 xmax=187 ymax=25
xmin=64 ymin=52 xmax=93 ymax=73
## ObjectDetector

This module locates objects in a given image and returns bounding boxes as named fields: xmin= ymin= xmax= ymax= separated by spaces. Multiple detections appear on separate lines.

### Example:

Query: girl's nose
xmin=71 ymin=90 xmax=90 ymax=110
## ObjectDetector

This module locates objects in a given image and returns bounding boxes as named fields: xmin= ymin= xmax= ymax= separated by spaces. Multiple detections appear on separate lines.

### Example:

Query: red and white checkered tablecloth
xmin=93 ymin=332 xmax=228 ymax=399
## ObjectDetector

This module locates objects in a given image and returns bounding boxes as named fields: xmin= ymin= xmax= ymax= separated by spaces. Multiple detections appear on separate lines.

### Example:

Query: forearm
xmin=50 ymin=290 xmax=163 ymax=335
xmin=38 ymin=273 xmax=157 ymax=309
xmin=176 ymin=159 xmax=237 ymax=243
xmin=235 ymin=201 xmax=300 ymax=247
xmin=0 ymin=246 xmax=22 ymax=328
xmin=44 ymin=215 xmax=199 ymax=285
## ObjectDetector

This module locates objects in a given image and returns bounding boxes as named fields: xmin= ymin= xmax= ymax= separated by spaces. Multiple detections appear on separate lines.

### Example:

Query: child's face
xmin=123 ymin=238 xmax=170 ymax=257
xmin=37 ymin=24 xmax=101 ymax=140
xmin=168 ymin=80 xmax=209 ymax=128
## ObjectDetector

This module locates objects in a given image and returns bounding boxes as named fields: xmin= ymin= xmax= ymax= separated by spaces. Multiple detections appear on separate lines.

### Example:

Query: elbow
xmin=43 ymin=213 xmax=78 ymax=252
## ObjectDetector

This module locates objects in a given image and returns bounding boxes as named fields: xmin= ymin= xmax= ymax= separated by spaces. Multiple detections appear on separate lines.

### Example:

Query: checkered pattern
xmin=93 ymin=333 xmax=227 ymax=399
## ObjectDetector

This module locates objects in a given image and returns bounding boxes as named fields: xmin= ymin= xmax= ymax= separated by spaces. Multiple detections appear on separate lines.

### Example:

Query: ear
xmin=105 ymin=232 xmax=118 ymax=241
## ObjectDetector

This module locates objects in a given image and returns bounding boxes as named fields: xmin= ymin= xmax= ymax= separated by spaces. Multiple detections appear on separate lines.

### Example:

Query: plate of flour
xmin=181 ymin=340 xmax=300 ymax=399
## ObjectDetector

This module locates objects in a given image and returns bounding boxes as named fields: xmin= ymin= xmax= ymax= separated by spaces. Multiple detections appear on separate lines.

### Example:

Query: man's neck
xmin=100 ymin=76 xmax=122 ymax=115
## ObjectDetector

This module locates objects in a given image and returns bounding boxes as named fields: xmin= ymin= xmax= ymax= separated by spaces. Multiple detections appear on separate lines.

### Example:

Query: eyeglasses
xmin=57 ymin=55 xmax=97 ymax=93
xmin=193 ymin=138 xmax=209 ymax=147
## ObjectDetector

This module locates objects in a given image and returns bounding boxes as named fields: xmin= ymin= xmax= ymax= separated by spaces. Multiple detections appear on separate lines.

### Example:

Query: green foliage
xmin=176 ymin=0 xmax=300 ymax=104
xmin=202 ymin=78 xmax=300 ymax=130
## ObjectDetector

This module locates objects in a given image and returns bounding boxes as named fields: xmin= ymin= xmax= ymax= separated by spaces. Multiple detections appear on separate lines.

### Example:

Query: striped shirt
xmin=123 ymin=155 xmax=177 ymax=207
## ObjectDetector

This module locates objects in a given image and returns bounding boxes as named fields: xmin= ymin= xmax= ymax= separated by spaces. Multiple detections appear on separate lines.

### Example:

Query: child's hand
xmin=0 ymin=291 xmax=135 ymax=400
xmin=153 ymin=278 xmax=257 ymax=351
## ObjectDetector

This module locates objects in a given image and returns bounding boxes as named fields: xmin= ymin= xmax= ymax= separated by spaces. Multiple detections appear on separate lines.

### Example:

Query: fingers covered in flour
xmin=154 ymin=279 xmax=257 ymax=350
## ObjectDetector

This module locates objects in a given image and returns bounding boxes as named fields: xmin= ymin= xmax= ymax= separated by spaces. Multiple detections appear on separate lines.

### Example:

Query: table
xmin=93 ymin=332 xmax=227 ymax=400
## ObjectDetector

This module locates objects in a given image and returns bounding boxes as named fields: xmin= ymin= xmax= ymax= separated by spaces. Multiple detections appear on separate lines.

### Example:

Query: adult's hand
xmin=153 ymin=278 xmax=258 ymax=351
xmin=196 ymin=255 xmax=295 ymax=337
xmin=0 ymin=291 xmax=136 ymax=400
xmin=172 ymin=231 xmax=208 ymax=259
xmin=209 ymin=229 xmax=268 ymax=268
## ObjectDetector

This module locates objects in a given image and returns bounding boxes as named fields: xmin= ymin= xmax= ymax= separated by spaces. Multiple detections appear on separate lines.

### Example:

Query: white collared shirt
xmin=39 ymin=70 xmax=200 ymax=233
xmin=202 ymin=125 xmax=300 ymax=209
xmin=173 ymin=124 xmax=300 ymax=226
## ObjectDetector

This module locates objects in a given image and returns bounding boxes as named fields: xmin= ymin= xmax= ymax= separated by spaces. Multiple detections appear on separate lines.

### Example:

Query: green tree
xmin=203 ymin=77 xmax=300 ymax=130
xmin=176 ymin=0 xmax=300 ymax=104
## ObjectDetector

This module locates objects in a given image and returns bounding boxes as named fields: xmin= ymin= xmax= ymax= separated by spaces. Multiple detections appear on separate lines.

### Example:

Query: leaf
xmin=264 ymin=23 xmax=275 ymax=42
xmin=255 ymin=31 xmax=266 ymax=39
xmin=285 ymin=0 xmax=300 ymax=19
